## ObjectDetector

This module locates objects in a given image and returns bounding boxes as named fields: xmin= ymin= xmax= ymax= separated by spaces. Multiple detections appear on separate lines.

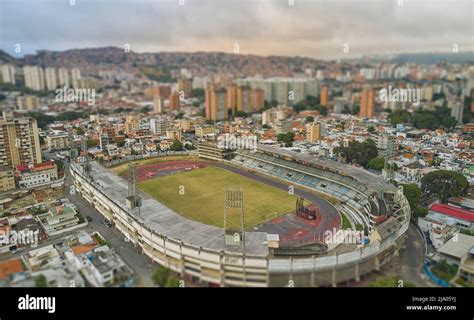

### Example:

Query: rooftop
xmin=0 ymin=259 xmax=24 ymax=280
xmin=430 ymin=203 xmax=474 ymax=222
xmin=438 ymin=234 xmax=474 ymax=260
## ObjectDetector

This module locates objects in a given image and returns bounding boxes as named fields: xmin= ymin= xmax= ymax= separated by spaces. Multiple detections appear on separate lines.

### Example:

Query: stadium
xmin=69 ymin=143 xmax=411 ymax=287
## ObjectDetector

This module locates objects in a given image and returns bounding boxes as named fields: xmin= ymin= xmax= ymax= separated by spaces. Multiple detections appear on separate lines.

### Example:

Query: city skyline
xmin=1 ymin=0 xmax=473 ymax=59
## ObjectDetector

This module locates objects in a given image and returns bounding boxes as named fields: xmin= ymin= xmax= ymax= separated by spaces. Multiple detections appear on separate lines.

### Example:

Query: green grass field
xmin=138 ymin=166 xmax=296 ymax=229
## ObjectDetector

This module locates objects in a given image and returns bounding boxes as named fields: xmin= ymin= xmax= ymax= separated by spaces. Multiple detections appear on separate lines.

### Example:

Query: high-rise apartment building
xmin=44 ymin=67 xmax=57 ymax=91
xmin=153 ymin=96 xmax=165 ymax=113
xmin=16 ymin=96 xmax=40 ymax=111
xmin=169 ymin=92 xmax=181 ymax=112
xmin=23 ymin=66 xmax=45 ymax=91
xmin=177 ymin=78 xmax=193 ymax=97
xmin=236 ymin=85 xmax=251 ymax=113
xmin=71 ymin=68 xmax=82 ymax=88
xmin=145 ymin=85 xmax=171 ymax=99
xmin=306 ymin=122 xmax=322 ymax=143
xmin=150 ymin=116 xmax=171 ymax=136
xmin=359 ymin=87 xmax=375 ymax=118
xmin=1 ymin=64 xmax=16 ymax=84
xmin=0 ymin=111 xmax=42 ymax=169
xmin=320 ymin=86 xmax=329 ymax=106
xmin=205 ymin=87 xmax=228 ymax=121
xmin=58 ymin=68 xmax=70 ymax=87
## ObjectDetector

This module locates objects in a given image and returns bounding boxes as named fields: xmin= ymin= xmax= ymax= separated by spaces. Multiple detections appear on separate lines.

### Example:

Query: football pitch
xmin=138 ymin=166 xmax=296 ymax=229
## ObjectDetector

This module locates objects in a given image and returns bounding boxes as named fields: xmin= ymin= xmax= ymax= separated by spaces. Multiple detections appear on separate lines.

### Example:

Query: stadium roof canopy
xmin=257 ymin=144 xmax=397 ymax=192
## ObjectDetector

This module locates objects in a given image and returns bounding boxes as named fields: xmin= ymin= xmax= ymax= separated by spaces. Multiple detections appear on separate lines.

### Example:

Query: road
xmin=398 ymin=223 xmax=429 ymax=287
xmin=64 ymin=163 xmax=156 ymax=287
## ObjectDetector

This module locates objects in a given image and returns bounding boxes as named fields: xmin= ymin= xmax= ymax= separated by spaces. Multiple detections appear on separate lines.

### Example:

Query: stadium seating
xmin=232 ymin=149 xmax=378 ymax=229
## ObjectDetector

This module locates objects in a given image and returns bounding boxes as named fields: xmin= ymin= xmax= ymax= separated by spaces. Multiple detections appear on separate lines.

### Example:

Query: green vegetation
xmin=234 ymin=110 xmax=248 ymax=118
xmin=35 ymin=275 xmax=48 ymax=288
xmin=369 ymin=276 xmax=415 ymax=287
xmin=151 ymin=266 xmax=181 ymax=287
xmin=277 ymin=132 xmax=295 ymax=147
xmin=367 ymin=156 xmax=385 ymax=171
xmin=402 ymin=184 xmax=427 ymax=219
xmin=139 ymin=166 xmax=296 ymax=228
xmin=459 ymin=229 xmax=473 ymax=236
xmin=140 ymin=106 xmax=151 ymax=113
xmin=431 ymin=260 xmax=458 ymax=282
xmin=170 ymin=139 xmax=184 ymax=151
xmin=341 ymin=105 xmax=359 ymax=115
xmin=191 ymin=88 xmax=205 ymax=99
xmin=389 ymin=107 xmax=458 ymax=131
xmin=305 ymin=116 xmax=314 ymax=123
xmin=367 ymin=125 xmax=376 ymax=133
xmin=293 ymin=95 xmax=327 ymax=116
xmin=27 ymin=111 xmax=87 ymax=129
xmin=93 ymin=233 xmax=111 ymax=247
xmin=264 ymin=99 xmax=279 ymax=110
xmin=139 ymin=65 xmax=175 ymax=82
xmin=152 ymin=266 xmax=170 ymax=287
xmin=421 ymin=170 xmax=469 ymax=203
xmin=334 ymin=139 xmax=378 ymax=168
xmin=340 ymin=212 xmax=352 ymax=229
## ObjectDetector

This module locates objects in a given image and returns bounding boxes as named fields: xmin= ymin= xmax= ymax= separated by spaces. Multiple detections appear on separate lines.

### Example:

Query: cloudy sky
xmin=1 ymin=0 xmax=472 ymax=59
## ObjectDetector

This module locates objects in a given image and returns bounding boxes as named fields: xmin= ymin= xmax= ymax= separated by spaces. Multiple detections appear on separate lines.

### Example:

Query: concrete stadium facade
xmin=70 ymin=149 xmax=410 ymax=287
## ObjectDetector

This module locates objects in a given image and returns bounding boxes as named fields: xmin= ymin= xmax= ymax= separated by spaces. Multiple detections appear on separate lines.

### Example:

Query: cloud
xmin=0 ymin=0 xmax=472 ymax=58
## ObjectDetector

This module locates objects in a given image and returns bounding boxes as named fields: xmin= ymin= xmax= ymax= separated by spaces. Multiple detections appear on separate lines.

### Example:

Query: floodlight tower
xmin=80 ymin=139 xmax=91 ymax=178
xmin=126 ymin=162 xmax=142 ymax=216
xmin=69 ymin=133 xmax=78 ymax=160
xmin=224 ymin=188 xmax=245 ymax=250
xmin=383 ymin=138 xmax=395 ymax=181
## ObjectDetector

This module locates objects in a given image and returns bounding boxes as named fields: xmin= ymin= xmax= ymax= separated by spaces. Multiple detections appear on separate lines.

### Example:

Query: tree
xmin=175 ymin=112 xmax=184 ymax=120
xmin=421 ymin=170 xmax=469 ymax=203
xmin=191 ymin=88 xmax=205 ymax=99
xmin=277 ymin=132 xmax=294 ymax=148
xmin=402 ymin=184 xmax=421 ymax=209
xmin=140 ymin=106 xmax=151 ymax=113
xmin=152 ymin=266 xmax=169 ymax=287
xmin=75 ymin=126 xmax=85 ymax=135
xmin=389 ymin=110 xmax=410 ymax=126
xmin=367 ymin=125 xmax=376 ymax=133
xmin=234 ymin=111 xmax=248 ymax=118
xmin=334 ymin=139 xmax=378 ymax=167
xmin=367 ymin=156 xmax=385 ymax=171
xmin=305 ymin=116 xmax=314 ymax=123
xmin=35 ymin=275 xmax=48 ymax=288
xmin=413 ymin=206 xmax=428 ymax=218
xmin=170 ymin=139 xmax=184 ymax=151
xmin=165 ymin=277 xmax=181 ymax=287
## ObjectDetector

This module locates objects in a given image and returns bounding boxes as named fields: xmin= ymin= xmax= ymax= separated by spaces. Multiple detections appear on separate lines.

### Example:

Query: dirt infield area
xmin=132 ymin=160 xmax=208 ymax=182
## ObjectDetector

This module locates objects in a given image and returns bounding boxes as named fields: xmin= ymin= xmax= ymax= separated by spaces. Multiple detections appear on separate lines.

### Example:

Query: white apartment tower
xmin=44 ymin=67 xmax=58 ymax=91
xmin=58 ymin=68 xmax=70 ymax=87
xmin=1 ymin=64 xmax=16 ymax=84
xmin=23 ymin=66 xmax=45 ymax=91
